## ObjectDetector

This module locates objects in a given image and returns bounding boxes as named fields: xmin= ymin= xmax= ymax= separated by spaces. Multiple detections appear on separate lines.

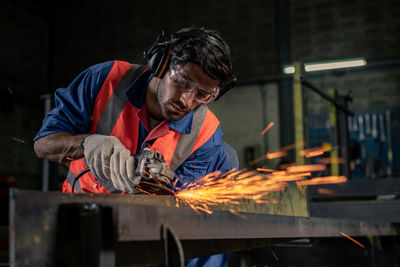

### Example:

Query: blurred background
xmin=2 ymin=1 xmax=400 ymax=266
xmin=1 ymin=0 xmax=399 ymax=189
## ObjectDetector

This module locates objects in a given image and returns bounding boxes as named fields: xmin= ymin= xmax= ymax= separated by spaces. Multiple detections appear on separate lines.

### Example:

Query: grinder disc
xmin=136 ymin=181 xmax=175 ymax=195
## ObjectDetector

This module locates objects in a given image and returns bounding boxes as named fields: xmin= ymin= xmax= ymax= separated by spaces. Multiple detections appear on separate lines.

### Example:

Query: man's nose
xmin=179 ymin=90 xmax=196 ymax=108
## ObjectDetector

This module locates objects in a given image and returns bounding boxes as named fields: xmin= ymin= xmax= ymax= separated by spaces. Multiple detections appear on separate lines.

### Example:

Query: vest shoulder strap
xmin=96 ymin=64 xmax=147 ymax=135
xmin=168 ymin=104 xmax=219 ymax=171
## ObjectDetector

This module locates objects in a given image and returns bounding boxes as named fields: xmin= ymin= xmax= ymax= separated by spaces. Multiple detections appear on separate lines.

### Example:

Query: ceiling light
xmin=282 ymin=58 xmax=367 ymax=74
xmin=304 ymin=58 xmax=367 ymax=72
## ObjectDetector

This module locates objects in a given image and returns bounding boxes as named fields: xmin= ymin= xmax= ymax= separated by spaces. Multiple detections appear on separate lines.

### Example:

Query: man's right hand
xmin=82 ymin=134 xmax=140 ymax=193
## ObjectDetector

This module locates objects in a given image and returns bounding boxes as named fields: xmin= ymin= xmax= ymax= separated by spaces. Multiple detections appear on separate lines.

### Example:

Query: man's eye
xmin=175 ymin=78 xmax=189 ymax=88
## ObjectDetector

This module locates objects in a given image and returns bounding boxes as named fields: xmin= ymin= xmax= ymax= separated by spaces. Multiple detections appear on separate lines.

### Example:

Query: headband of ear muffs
xmin=143 ymin=30 xmax=237 ymax=99
xmin=143 ymin=30 xmax=172 ymax=78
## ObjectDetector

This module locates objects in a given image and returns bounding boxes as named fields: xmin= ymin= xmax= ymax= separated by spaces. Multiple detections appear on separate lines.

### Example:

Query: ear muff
xmin=147 ymin=43 xmax=172 ymax=78
xmin=143 ymin=31 xmax=172 ymax=78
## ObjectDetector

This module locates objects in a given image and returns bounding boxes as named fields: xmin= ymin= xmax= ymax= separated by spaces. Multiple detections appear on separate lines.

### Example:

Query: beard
xmin=156 ymin=79 xmax=190 ymax=121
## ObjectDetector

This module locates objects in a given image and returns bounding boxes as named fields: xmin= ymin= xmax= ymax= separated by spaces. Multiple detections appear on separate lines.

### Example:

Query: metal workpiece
xmin=9 ymin=189 xmax=398 ymax=267
xmin=116 ymin=202 xmax=395 ymax=241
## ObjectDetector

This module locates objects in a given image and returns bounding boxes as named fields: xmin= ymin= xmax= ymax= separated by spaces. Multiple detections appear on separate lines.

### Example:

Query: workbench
xmin=8 ymin=189 xmax=398 ymax=266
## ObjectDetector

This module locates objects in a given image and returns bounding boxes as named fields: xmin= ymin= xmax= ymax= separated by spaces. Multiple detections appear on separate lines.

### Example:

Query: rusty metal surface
xmin=9 ymin=189 xmax=398 ymax=266
xmin=116 ymin=202 xmax=397 ymax=241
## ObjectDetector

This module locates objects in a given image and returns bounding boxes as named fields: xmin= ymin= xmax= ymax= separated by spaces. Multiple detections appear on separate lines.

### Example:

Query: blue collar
xmin=125 ymin=69 xmax=194 ymax=134
xmin=168 ymin=111 xmax=193 ymax=134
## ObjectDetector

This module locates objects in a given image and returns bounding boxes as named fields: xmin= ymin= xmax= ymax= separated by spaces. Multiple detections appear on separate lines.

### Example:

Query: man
xmin=34 ymin=28 xmax=238 ymax=266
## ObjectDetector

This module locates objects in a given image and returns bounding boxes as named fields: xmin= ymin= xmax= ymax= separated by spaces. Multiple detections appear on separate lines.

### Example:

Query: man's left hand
xmin=135 ymin=148 xmax=175 ymax=185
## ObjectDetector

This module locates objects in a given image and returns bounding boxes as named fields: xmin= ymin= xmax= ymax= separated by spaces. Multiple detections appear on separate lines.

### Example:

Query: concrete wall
xmin=290 ymin=0 xmax=400 ymax=62
xmin=290 ymin=0 xmax=400 ymax=114
xmin=52 ymin=0 xmax=277 ymax=88
xmin=209 ymin=82 xmax=281 ymax=169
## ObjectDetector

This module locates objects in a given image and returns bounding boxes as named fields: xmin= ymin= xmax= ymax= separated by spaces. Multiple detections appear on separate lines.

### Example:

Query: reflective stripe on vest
xmin=65 ymin=168 xmax=83 ymax=193
xmin=65 ymin=158 xmax=118 ymax=193
xmin=150 ymin=104 xmax=219 ymax=172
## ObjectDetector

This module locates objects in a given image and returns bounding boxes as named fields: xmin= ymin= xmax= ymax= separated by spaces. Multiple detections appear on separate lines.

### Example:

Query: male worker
xmin=34 ymin=28 xmax=238 ymax=266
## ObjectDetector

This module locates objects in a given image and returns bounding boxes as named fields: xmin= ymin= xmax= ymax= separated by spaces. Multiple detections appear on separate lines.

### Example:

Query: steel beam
xmin=310 ymin=201 xmax=400 ymax=223
xmin=310 ymin=177 xmax=400 ymax=199
xmin=9 ymin=189 xmax=398 ymax=266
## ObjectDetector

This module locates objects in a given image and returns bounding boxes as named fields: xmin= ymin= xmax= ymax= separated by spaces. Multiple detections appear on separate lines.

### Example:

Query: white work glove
xmin=82 ymin=134 xmax=140 ymax=193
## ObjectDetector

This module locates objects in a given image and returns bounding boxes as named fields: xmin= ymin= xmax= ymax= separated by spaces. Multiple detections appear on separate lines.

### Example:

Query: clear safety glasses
xmin=168 ymin=69 xmax=220 ymax=103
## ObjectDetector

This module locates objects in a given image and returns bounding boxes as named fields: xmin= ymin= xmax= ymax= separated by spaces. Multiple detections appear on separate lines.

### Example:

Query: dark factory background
xmin=2 ymin=0 xmax=400 ymax=266
xmin=2 ymin=0 xmax=399 ymax=190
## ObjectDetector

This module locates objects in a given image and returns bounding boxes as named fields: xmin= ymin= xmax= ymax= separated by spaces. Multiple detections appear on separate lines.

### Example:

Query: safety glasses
xmin=168 ymin=69 xmax=220 ymax=103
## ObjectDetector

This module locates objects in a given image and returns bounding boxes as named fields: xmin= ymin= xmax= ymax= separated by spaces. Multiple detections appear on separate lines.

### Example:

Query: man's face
xmin=156 ymin=63 xmax=221 ymax=121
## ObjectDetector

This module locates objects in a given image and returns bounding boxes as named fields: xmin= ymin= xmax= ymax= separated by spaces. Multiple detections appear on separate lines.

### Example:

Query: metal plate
xmin=9 ymin=189 xmax=398 ymax=267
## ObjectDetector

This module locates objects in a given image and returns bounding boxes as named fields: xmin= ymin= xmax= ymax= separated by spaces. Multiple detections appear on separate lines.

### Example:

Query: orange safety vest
xmin=63 ymin=61 xmax=220 ymax=193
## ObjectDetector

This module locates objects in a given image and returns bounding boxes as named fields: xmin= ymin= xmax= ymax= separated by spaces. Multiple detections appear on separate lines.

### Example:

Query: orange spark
xmin=278 ymin=163 xmax=295 ymax=170
xmin=8 ymin=87 xmax=13 ymax=94
xmin=271 ymin=170 xmax=287 ymax=176
xmin=317 ymin=188 xmax=337 ymax=195
xmin=102 ymin=163 xmax=119 ymax=173
xmin=266 ymin=172 xmax=310 ymax=182
xmin=287 ymin=164 xmax=327 ymax=173
xmin=57 ymin=154 xmax=75 ymax=162
xmin=267 ymin=151 xmax=288 ymax=159
xmin=297 ymin=176 xmax=347 ymax=186
xmin=12 ymin=137 xmax=25 ymax=143
xmin=136 ymin=186 xmax=155 ymax=195
xmin=249 ymin=142 xmax=305 ymax=166
xmin=304 ymin=150 xmax=324 ymax=157
xmin=175 ymin=169 xmax=288 ymax=214
xmin=175 ymin=168 xmax=348 ymax=214
xmin=300 ymin=146 xmax=338 ymax=158
xmin=340 ymin=232 xmax=365 ymax=248
xmin=235 ymin=170 xmax=259 ymax=180
xmin=229 ymin=209 xmax=248 ymax=219
xmin=196 ymin=206 xmax=213 ymax=214
xmin=260 ymin=122 xmax=274 ymax=135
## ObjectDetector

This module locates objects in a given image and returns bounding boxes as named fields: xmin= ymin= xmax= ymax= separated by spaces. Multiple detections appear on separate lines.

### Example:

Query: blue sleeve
xmin=174 ymin=125 xmax=239 ymax=186
xmin=34 ymin=61 xmax=114 ymax=140
xmin=180 ymin=126 xmax=234 ymax=267
xmin=186 ymin=253 xmax=229 ymax=267
xmin=178 ymin=126 xmax=236 ymax=267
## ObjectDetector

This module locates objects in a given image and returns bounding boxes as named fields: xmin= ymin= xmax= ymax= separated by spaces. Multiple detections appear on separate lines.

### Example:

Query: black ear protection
xmin=143 ymin=30 xmax=173 ymax=79
xmin=143 ymin=30 xmax=237 ymax=99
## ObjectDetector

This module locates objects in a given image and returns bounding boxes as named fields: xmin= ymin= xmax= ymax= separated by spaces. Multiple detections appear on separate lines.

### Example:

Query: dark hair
xmin=169 ymin=28 xmax=233 ymax=87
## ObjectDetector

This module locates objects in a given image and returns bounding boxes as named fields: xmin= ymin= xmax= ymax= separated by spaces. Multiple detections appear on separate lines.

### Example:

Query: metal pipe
xmin=40 ymin=94 xmax=52 ymax=192
xmin=300 ymin=77 xmax=354 ymax=116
